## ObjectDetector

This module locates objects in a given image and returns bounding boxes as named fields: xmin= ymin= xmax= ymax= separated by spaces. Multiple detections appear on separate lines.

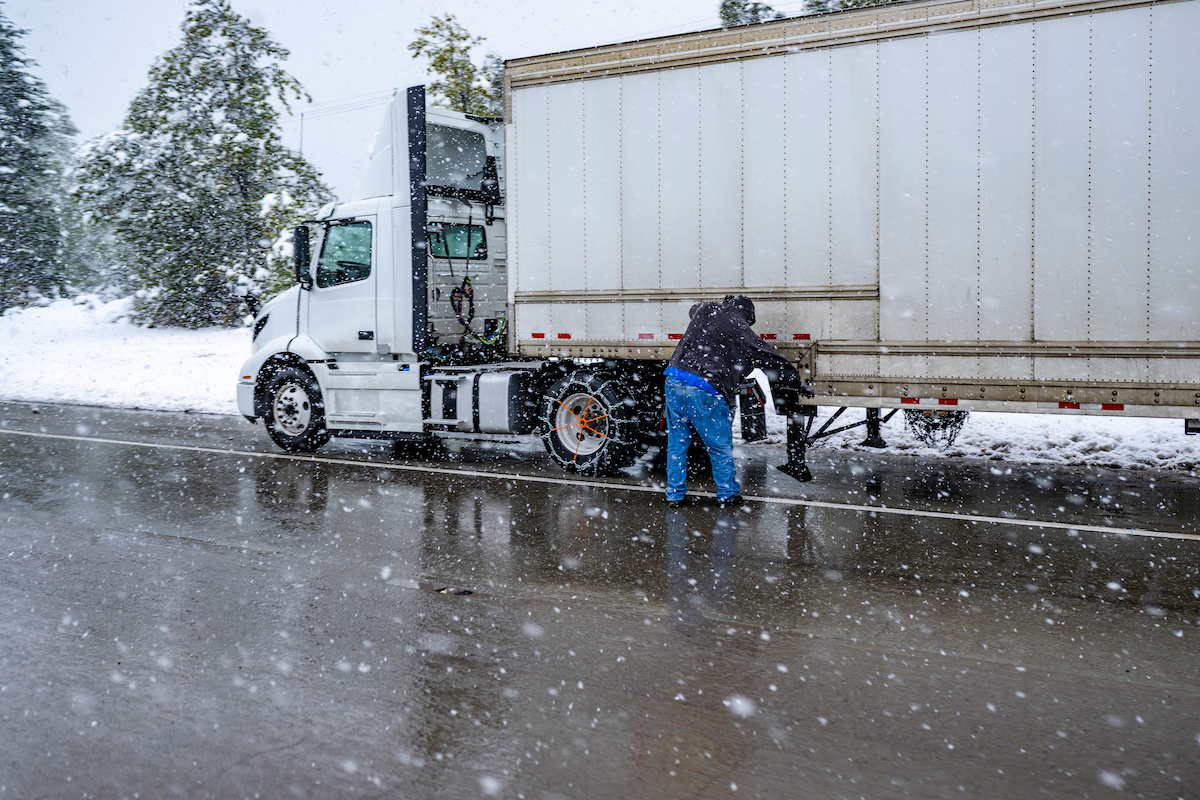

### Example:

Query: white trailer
xmin=239 ymin=0 xmax=1200 ymax=478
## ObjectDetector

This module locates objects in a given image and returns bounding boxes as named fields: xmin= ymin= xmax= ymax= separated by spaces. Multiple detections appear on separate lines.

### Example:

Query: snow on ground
xmin=747 ymin=405 xmax=1200 ymax=473
xmin=1 ymin=297 xmax=1198 ymax=473
xmin=0 ymin=296 xmax=246 ymax=416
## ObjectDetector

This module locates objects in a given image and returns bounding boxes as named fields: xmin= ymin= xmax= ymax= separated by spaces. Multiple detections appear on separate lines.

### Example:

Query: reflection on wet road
xmin=1 ymin=403 xmax=1198 ymax=798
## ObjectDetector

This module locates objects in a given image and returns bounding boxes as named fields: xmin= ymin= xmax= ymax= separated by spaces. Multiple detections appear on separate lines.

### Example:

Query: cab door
xmin=307 ymin=218 xmax=377 ymax=354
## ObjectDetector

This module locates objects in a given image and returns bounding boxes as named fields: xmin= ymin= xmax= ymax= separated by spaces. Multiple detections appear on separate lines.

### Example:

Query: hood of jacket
xmin=725 ymin=295 xmax=756 ymax=326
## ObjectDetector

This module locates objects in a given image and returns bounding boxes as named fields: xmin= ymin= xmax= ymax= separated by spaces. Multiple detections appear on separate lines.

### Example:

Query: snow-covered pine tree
xmin=481 ymin=52 xmax=505 ymax=118
xmin=0 ymin=7 xmax=77 ymax=312
xmin=719 ymin=0 xmax=785 ymax=26
xmin=802 ymin=0 xmax=892 ymax=15
xmin=72 ymin=0 xmax=332 ymax=328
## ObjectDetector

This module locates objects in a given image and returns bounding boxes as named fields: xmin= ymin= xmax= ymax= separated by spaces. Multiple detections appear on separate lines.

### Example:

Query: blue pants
xmin=664 ymin=376 xmax=740 ymax=502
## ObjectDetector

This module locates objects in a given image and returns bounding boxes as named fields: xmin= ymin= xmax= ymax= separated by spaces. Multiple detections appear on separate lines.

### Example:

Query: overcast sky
xmin=6 ymin=0 xmax=808 ymax=196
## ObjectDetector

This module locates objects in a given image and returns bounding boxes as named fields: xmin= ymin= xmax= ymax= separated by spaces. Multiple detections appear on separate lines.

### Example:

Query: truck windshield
xmin=428 ymin=224 xmax=486 ymax=260
xmin=316 ymin=221 xmax=372 ymax=288
xmin=426 ymin=124 xmax=487 ymax=193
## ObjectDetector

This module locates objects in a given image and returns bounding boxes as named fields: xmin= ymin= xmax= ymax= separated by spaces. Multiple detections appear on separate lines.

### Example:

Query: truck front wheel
xmin=541 ymin=371 xmax=639 ymax=476
xmin=263 ymin=366 xmax=330 ymax=452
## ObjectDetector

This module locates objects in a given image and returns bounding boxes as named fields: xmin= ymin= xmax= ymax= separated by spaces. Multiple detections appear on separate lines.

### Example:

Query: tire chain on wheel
xmin=903 ymin=408 xmax=969 ymax=448
xmin=541 ymin=371 xmax=640 ymax=476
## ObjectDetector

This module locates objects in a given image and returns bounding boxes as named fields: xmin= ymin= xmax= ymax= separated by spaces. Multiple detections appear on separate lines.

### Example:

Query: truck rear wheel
xmin=263 ymin=366 xmax=330 ymax=452
xmin=541 ymin=371 xmax=639 ymax=475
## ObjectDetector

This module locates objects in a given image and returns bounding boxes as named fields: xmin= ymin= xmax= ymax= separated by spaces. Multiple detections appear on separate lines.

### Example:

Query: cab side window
xmin=316 ymin=221 xmax=372 ymax=288
xmin=428 ymin=224 xmax=487 ymax=260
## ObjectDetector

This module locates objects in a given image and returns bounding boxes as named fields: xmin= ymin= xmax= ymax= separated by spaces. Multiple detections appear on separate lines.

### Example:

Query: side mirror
xmin=232 ymin=283 xmax=261 ymax=316
xmin=294 ymin=225 xmax=313 ymax=290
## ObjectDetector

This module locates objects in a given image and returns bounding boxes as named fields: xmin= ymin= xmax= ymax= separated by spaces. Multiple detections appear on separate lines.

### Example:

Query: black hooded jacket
xmin=666 ymin=295 xmax=806 ymax=406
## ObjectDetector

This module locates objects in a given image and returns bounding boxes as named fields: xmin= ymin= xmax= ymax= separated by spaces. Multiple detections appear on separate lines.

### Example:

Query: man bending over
xmin=663 ymin=295 xmax=813 ymax=508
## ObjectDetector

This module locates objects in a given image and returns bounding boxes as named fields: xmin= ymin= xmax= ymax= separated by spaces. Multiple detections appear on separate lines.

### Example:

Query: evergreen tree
xmin=409 ymin=15 xmax=499 ymax=116
xmin=802 ymin=0 xmax=892 ymax=14
xmin=481 ymin=52 xmax=505 ymax=117
xmin=0 ymin=6 xmax=77 ymax=311
xmin=58 ymin=185 xmax=136 ymax=300
xmin=72 ymin=0 xmax=332 ymax=328
xmin=720 ymin=0 xmax=785 ymax=26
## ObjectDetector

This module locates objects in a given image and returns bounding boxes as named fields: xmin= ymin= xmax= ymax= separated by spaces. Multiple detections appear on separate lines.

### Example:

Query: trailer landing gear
xmin=778 ymin=407 xmax=817 ymax=482
xmin=861 ymin=407 xmax=887 ymax=448
xmin=777 ymin=407 xmax=901 ymax=483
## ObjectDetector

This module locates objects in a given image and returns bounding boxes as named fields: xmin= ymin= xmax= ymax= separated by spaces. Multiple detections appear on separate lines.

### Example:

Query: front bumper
xmin=237 ymin=380 xmax=256 ymax=419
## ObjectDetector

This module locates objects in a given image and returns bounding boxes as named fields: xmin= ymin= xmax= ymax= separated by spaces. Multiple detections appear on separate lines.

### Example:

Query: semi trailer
xmin=237 ymin=0 xmax=1200 ymax=478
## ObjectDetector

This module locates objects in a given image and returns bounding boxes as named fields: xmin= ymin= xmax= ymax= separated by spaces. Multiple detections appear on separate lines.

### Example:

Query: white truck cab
xmin=238 ymin=88 xmax=537 ymax=453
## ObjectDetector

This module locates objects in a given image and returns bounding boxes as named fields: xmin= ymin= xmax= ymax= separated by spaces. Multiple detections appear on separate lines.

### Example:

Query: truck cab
xmin=237 ymin=88 xmax=521 ymax=450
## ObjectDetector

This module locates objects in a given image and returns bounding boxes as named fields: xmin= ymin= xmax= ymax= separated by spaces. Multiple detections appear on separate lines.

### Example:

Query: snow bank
xmin=0 ymin=296 xmax=246 ymax=415
xmin=745 ymin=403 xmax=1200 ymax=473
xmin=1 ymin=298 xmax=1197 ymax=472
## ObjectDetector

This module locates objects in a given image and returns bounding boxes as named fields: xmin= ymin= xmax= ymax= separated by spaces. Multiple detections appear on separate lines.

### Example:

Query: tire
xmin=541 ymin=371 xmax=640 ymax=475
xmin=646 ymin=423 xmax=713 ymax=476
xmin=262 ymin=366 xmax=330 ymax=452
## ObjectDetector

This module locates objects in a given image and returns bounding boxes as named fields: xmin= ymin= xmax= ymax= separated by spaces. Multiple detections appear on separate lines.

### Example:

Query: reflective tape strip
xmin=668 ymin=333 xmax=684 ymax=340
xmin=793 ymin=333 xmax=811 ymax=340
xmin=1039 ymin=402 xmax=1128 ymax=412
xmin=557 ymin=333 xmax=571 ymax=339
xmin=895 ymin=398 xmax=957 ymax=406
xmin=531 ymin=333 xmax=545 ymax=339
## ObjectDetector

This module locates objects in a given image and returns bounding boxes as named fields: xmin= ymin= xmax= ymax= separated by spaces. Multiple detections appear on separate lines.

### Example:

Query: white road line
xmin=2 ymin=426 xmax=1197 ymax=543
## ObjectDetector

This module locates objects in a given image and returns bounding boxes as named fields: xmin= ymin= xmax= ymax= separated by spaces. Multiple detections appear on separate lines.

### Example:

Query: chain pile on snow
xmin=903 ymin=409 xmax=970 ymax=448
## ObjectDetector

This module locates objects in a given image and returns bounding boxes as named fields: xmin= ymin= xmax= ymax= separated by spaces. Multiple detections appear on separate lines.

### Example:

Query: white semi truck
xmin=238 ymin=0 xmax=1200 ymax=478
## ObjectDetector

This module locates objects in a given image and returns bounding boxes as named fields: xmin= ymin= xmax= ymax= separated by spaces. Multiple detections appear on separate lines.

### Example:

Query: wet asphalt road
xmin=1 ymin=401 xmax=1198 ymax=799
